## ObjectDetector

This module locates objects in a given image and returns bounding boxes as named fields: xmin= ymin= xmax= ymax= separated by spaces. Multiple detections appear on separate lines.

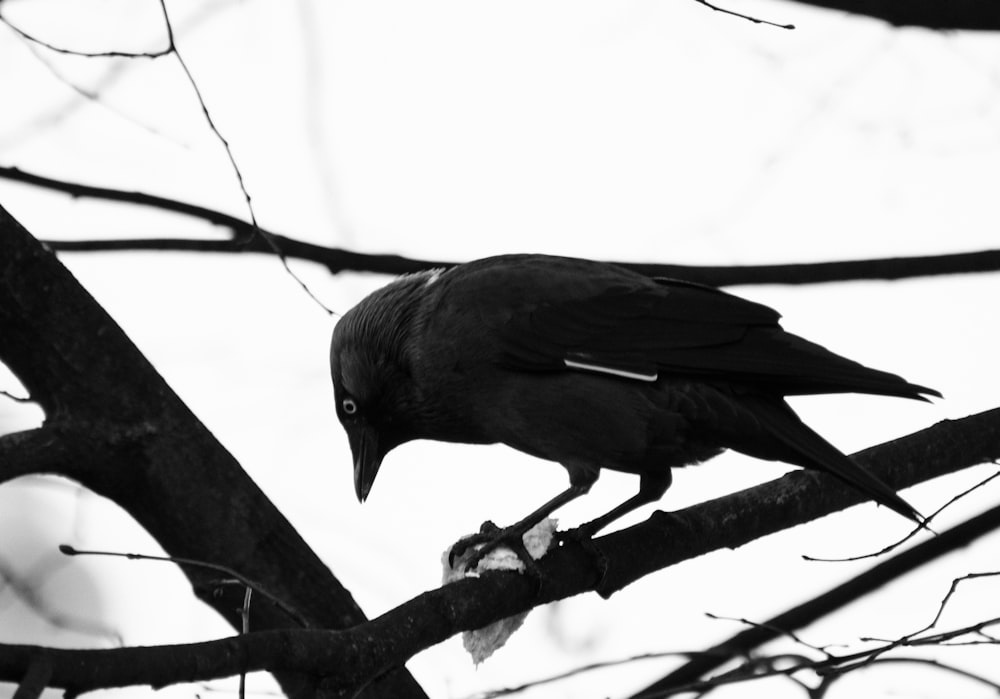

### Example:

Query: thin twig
xmin=704 ymin=612 xmax=832 ymax=658
xmin=468 ymin=650 xmax=712 ymax=699
xmin=1 ymin=389 xmax=32 ymax=404
xmin=239 ymin=587 xmax=252 ymax=699
xmin=693 ymin=0 xmax=795 ymax=29
xmin=632 ymin=500 xmax=1000 ymax=698
xmin=636 ymin=615 xmax=1000 ymax=697
xmin=804 ymin=468 xmax=1000 ymax=563
xmin=0 ymin=13 xmax=171 ymax=58
xmin=155 ymin=0 xmax=334 ymax=314
xmin=59 ymin=544 xmax=308 ymax=628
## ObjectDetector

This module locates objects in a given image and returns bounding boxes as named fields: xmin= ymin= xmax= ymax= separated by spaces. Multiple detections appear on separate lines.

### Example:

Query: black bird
xmin=330 ymin=254 xmax=937 ymax=555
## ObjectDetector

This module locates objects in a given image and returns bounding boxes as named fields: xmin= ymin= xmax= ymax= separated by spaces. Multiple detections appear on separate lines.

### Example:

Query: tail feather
xmin=750 ymin=399 xmax=923 ymax=524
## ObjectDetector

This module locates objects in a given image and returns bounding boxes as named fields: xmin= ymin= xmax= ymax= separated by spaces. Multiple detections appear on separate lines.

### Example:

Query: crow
xmin=330 ymin=254 xmax=937 ymax=559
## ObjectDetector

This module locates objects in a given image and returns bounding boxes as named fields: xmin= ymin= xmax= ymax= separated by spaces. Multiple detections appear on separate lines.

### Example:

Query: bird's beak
xmin=349 ymin=424 xmax=383 ymax=503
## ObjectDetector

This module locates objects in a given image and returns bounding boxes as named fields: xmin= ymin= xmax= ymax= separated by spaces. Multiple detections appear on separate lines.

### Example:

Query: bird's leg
xmin=449 ymin=472 xmax=597 ymax=569
xmin=566 ymin=468 xmax=673 ymax=542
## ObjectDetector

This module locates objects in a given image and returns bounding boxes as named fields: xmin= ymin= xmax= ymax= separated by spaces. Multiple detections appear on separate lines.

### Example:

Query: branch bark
xmin=0 ymin=203 xmax=426 ymax=698
xmin=0 ymin=406 xmax=996 ymax=693
xmin=3 ymin=165 xmax=999 ymax=284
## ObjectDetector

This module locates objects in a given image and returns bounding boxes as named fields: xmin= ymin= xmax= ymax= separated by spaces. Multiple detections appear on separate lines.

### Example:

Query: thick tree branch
xmin=0 ymin=428 xmax=78 ymax=483
xmin=782 ymin=0 xmax=1000 ymax=30
xmin=0 ymin=408 xmax=996 ymax=694
xmin=0 ymin=204 xmax=426 ymax=698
xmin=2 ymin=165 xmax=999 ymax=284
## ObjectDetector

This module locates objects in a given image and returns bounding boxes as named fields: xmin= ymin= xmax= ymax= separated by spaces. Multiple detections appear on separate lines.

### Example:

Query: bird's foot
xmin=556 ymin=520 xmax=599 ymax=544
xmin=448 ymin=520 xmax=553 ymax=576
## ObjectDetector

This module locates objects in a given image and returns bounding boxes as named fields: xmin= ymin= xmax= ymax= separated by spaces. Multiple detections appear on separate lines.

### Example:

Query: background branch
xmin=0 ymin=405 xmax=995 ymax=694
xmin=3 ymin=165 xmax=999 ymax=285
xmin=632 ymin=498 xmax=1000 ymax=697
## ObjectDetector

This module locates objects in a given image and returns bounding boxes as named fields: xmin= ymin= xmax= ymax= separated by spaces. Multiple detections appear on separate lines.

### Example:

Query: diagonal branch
xmin=0 ymin=203 xmax=426 ymax=699
xmin=0 ymin=408 xmax=996 ymax=695
xmin=593 ymin=407 xmax=1000 ymax=597
xmin=632 ymin=497 xmax=1000 ymax=697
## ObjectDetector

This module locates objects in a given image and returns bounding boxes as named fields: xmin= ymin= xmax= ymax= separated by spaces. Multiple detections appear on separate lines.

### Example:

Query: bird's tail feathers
xmin=751 ymin=400 xmax=923 ymax=525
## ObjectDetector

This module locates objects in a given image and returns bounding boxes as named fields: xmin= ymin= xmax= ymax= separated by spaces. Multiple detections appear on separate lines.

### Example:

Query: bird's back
xmin=420 ymin=254 xmax=937 ymax=403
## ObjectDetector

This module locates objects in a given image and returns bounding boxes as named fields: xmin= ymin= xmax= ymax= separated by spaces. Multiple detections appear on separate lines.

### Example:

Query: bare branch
xmin=0 ymin=165 xmax=449 ymax=276
xmin=470 ymin=650 xmax=707 ymax=699
xmin=596 ymin=407 xmax=1000 ymax=597
xmin=155 ymin=0 xmax=332 ymax=313
xmin=1 ymin=389 xmax=32 ymax=404
xmin=0 ymin=12 xmax=170 ymax=58
xmin=630 ymin=616 xmax=1000 ymax=697
xmin=693 ymin=0 xmax=795 ymax=29
xmin=12 ymin=657 xmax=53 ymax=699
xmin=59 ymin=545 xmax=309 ymax=628
xmin=1 ymin=448 xmax=999 ymax=696
xmin=633 ymin=491 xmax=1000 ymax=697
xmin=918 ymin=571 xmax=1000 ymax=637
xmin=0 ymin=201 xmax=426 ymax=698
xmin=803 ymin=468 xmax=1000 ymax=562
xmin=3 ymin=166 xmax=999 ymax=285
xmin=0 ymin=428 xmax=85 ymax=484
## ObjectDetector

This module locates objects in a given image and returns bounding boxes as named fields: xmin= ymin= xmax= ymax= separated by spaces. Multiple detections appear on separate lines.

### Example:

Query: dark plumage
xmin=330 ymin=254 xmax=938 ymax=551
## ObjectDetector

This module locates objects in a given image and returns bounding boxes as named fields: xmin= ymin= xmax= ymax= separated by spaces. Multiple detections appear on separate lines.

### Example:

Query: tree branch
xmin=0 ymin=427 xmax=78 ymax=483
xmin=3 ymin=165 xmax=999 ymax=284
xmin=593 ymin=407 xmax=1000 ymax=597
xmin=0 ymin=165 xmax=449 ymax=276
xmin=0 ymin=203 xmax=426 ymax=698
xmin=632 ymin=496 xmax=1000 ymax=697
xmin=0 ymin=407 xmax=995 ymax=694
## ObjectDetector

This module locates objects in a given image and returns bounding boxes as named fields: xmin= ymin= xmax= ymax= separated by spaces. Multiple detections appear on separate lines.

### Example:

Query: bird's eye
xmin=342 ymin=398 xmax=358 ymax=415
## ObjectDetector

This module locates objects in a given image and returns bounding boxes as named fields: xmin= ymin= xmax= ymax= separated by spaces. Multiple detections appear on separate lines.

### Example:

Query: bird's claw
xmin=555 ymin=524 xmax=594 ymax=545
xmin=448 ymin=521 xmax=499 ymax=568
xmin=448 ymin=520 xmax=540 ymax=575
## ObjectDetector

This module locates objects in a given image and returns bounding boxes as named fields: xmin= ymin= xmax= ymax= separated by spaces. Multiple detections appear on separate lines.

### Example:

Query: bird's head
xmin=330 ymin=272 xmax=439 ymax=503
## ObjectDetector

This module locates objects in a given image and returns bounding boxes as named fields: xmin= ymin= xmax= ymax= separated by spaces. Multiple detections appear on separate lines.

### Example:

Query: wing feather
xmin=489 ymin=264 xmax=937 ymax=400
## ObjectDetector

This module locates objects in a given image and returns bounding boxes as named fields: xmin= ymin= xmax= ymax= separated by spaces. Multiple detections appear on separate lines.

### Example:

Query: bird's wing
xmin=499 ymin=277 xmax=770 ymax=375
xmin=496 ymin=273 xmax=936 ymax=400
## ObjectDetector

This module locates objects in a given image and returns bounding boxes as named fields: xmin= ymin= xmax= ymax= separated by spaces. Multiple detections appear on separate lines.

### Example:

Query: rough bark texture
xmin=0 ymin=204 xmax=426 ymax=698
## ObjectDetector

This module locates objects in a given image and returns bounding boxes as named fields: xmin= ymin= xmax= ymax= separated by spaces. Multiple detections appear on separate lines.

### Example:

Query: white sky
xmin=1 ymin=1 xmax=999 ymax=697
